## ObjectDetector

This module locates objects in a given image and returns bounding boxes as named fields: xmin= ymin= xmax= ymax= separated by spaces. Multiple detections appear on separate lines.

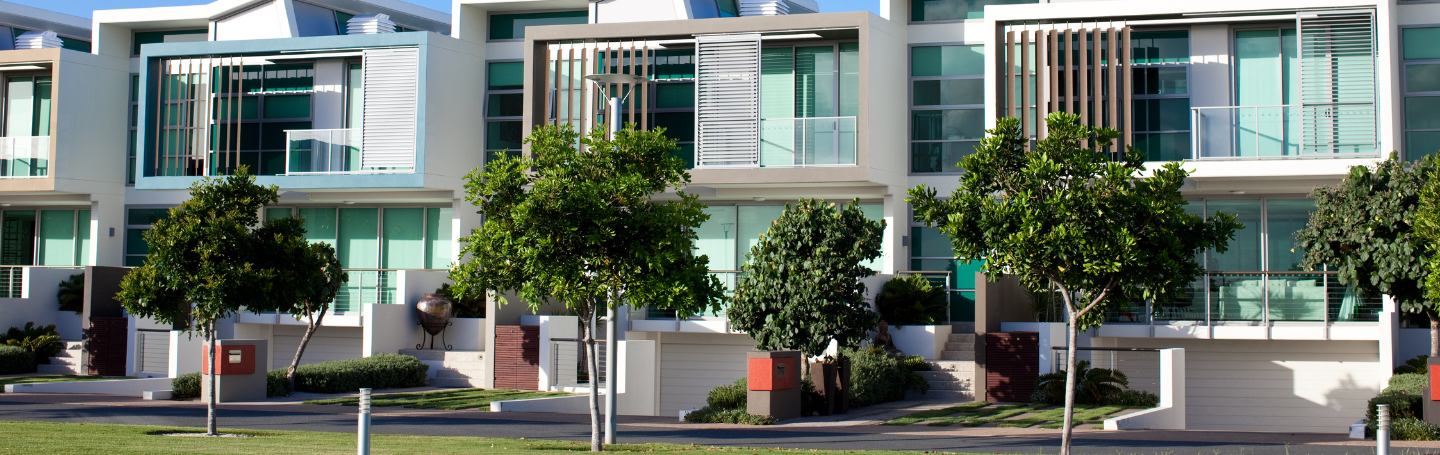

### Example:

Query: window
xmin=909 ymin=45 xmax=983 ymax=174
xmin=203 ymin=64 xmax=315 ymax=176
xmin=1232 ymin=28 xmax=1299 ymax=157
xmin=132 ymin=29 xmax=207 ymax=56
xmin=1404 ymin=27 xmax=1440 ymax=160
xmin=1130 ymin=31 xmax=1191 ymax=162
xmin=124 ymin=208 xmax=169 ymax=266
xmin=267 ymin=206 xmax=452 ymax=312
xmin=128 ymin=75 xmax=138 ymax=185
xmin=908 ymin=210 xmax=980 ymax=322
xmin=910 ymin=0 xmax=1036 ymax=22
xmin=0 ymin=209 xmax=91 ymax=266
xmin=2 ymin=74 xmax=50 ymax=178
xmin=652 ymin=81 xmax=696 ymax=168
xmin=489 ymin=11 xmax=587 ymax=41
xmin=757 ymin=43 xmax=860 ymax=167
xmin=485 ymin=61 xmax=524 ymax=169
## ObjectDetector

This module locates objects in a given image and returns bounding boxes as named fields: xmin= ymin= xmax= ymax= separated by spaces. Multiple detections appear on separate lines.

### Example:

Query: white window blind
xmin=361 ymin=47 xmax=419 ymax=169
xmin=695 ymin=33 xmax=760 ymax=167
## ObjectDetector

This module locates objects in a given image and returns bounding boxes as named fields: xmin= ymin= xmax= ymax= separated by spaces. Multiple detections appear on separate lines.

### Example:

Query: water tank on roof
xmin=347 ymin=14 xmax=396 ymax=34
xmin=15 ymin=31 xmax=62 ymax=50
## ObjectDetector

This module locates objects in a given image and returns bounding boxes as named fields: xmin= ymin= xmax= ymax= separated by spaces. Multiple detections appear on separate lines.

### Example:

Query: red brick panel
xmin=493 ymin=325 xmax=539 ymax=391
xmin=985 ymin=331 xmax=1039 ymax=403
xmin=88 ymin=317 xmax=129 ymax=376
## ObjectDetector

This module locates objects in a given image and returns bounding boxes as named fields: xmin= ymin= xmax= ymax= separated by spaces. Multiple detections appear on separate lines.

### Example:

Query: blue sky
xmin=8 ymin=0 xmax=879 ymax=20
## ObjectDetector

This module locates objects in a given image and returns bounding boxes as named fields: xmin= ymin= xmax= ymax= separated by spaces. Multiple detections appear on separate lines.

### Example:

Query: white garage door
xmin=1103 ymin=338 xmax=1385 ymax=434
xmin=272 ymin=325 xmax=363 ymax=367
xmin=658 ymin=333 xmax=754 ymax=416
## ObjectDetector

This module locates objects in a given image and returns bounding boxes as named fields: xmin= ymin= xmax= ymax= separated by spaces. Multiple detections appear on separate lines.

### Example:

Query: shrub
xmin=172 ymin=373 xmax=199 ymax=399
xmin=1109 ymin=389 xmax=1159 ymax=408
xmin=801 ymin=377 xmax=825 ymax=417
xmin=56 ymin=273 xmax=84 ymax=314
xmin=1029 ymin=362 xmax=1156 ymax=407
xmin=683 ymin=406 xmax=775 ymax=425
xmin=1 ymin=322 xmax=62 ymax=364
xmin=845 ymin=347 xmax=929 ymax=408
xmin=268 ymin=369 xmax=291 ymax=397
xmin=707 ymin=378 xmax=747 ymax=409
xmin=0 ymin=345 xmax=35 ymax=374
xmin=901 ymin=355 xmax=932 ymax=372
xmin=1394 ymin=355 xmax=1430 ymax=375
xmin=1392 ymin=417 xmax=1440 ymax=441
xmin=875 ymin=274 xmax=947 ymax=326
xmin=1366 ymin=391 xmax=1423 ymax=438
xmin=1389 ymin=373 xmax=1427 ymax=395
xmin=291 ymin=353 xmax=428 ymax=393
xmin=436 ymin=283 xmax=485 ymax=319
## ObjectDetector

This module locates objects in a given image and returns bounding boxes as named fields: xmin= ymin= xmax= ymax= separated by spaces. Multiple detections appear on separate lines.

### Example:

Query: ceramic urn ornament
xmin=415 ymin=293 xmax=454 ymax=350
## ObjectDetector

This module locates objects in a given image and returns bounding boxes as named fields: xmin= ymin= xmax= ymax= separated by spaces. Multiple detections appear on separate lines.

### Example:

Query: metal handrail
xmin=0 ymin=136 xmax=48 ymax=178
xmin=755 ymin=116 xmax=858 ymax=168
xmin=1189 ymin=105 xmax=1377 ymax=160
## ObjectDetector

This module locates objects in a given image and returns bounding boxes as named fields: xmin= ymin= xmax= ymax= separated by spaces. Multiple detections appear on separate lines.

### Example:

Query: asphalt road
xmin=0 ymin=393 xmax=1417 ymax=454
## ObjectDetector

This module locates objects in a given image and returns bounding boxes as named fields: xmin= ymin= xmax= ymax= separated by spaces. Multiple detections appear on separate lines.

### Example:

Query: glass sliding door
xmin=758 ymin=43 xmax=860 ymax=167
xmin=1234 ymin=29 xmax=1298 ymax=157
xmin=0 ymin=210 xmax=34 ymax=265
xmin=760 ymin=48 xmax=796 ymax=166
xmin=2 ymin=75 xmax=50 ymax=177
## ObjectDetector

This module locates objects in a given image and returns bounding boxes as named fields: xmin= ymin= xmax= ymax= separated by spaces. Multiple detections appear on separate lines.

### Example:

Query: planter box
xmin=889 ymin=325 xmax=952 ymax=360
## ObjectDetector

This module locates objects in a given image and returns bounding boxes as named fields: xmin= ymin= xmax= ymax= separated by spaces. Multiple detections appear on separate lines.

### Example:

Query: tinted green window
xmin=911 ymin=142 xmax=976 ymax=173
xmin=910 ymin=226 xmax=953 ymax=258
xmin=382 ymin=208 xmax=424 ymax=269
xmin=1133 ymin=67 xmax=1188 ymax=95
xmin=653 ymin=112 xmax=694 ymax=142
xmin=338 ymin=208 xmax=378 ymax=269
xmin=1406 ymin=97 xmax=1440 ymax=130
xmin=486 ymin=121 xmax=523 ymax=150
xmin=1131 ymin=31 xmax=1189 ymax=64
xmin=1133 ymin=98 xmax=1190 ymax=132
xmin=425 ymin=207 xmax=453 ymax=269
xmin=717 ymin=0 xmax=739 ymax=17
xmin=299 ymin=208 xmax=336 ymax=246
xmin=1407 ymin=64 xmax=1440 ymax=93
xmin=1133 ymin=133 xmax=1190 ymax=162
xmin=795 ymin=46 xmax=835 ymax=118
xmin=38 ymin=210 xmax=74 ymax=266
xmin=1265 ymin=199 xmax=1314 ymax=271
xmin=128 ymin=208 xmax=170 ymax=225
xmin=76 ymin=210 xmax=90 ymax=266
xmin=911 ymin=109 xmax=984 ymax=141
xmin=1404 ymin=27 xmax=1440 ymax=60
xmin=1207 ymin=200 xmax=1262 ymax=271
xmin=738 ymin=206 xmax=785 ymax=259
xmin=489 ymin=11 xmax=587 ymax=40
xmin=696 ymin=206 xmax=736 ymax=270
xmin=487 ymin=93 xmax=523 ymax=117
xmin=132 ymin=29 xmax=206 ymax=56
xmin=4 ymin=210 xmax=37 ymax=265
xmin=840 ymin=42 xmax=859 ymax=117
xmin=61 ymin=39 xmax=90 ymax=53
xmin=671 ymin=144 xmax=695 ymax=169
xmin=214 ymin=97 xmax=258 ymax=120
xmin=125 ymin=229 xmax=149 ymax=257
xmin=913 ymin=79 xmax=984 ymax=106
xmin=1407 ymin=131 xmax=1440 ymax=160
xmin=911 ymin=45 xmax=984 ymax=77
xmin=488 ymin=62 xmax=524 ymax=90
xmin=335 ymin=11 xmax=355 ymax=35
xmin=261 ymin=64 xmax=314 ymax=92
xmin=655 ymin=83 xmax=694 ymax=109
xmin=910 ymin=0 xmax=1035 ymax=21
xmin=262 ymin=122 xmax=311 ymax=150
xmin=652 ymin=50 xmax=695 ymax=80
xmin=265 ymin=208 xmax=291 ymax=221
xmin=262 ymin=95 xmax=310 ymax=119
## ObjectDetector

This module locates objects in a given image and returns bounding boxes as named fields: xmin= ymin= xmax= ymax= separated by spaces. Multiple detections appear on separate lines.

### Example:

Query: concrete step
xmin=52 ymin=349 xmax=82 ymax=359
xmin=61 ymin=341 xmax=83 ymax=350
xmin=908 ymin=389 xmax=975 ymax=401
xmin=944 ymin=342 xmax=973 ymax=351
xmin=47 ymin=355 xmax=81 ymax=367
xmin=36 ymin=364 xmax=81 ymax=375
xmin=927 ymin=360 xmax=975 ymax=372
xmin=399 ymin=349 xmax=484 ymax=362
xmin=924 ymin=378 xmax=972 ymax=391
xmin=436 ymin=368 xmax=486 ymax=379
xmin=940 ymin=350 xmax=975 ymax=361
xmin=951 ymin=322 xmax=975 ymax=334
xmin=429 ymin=377 xmax=485 ymax=388
xmin=916 ymin=370 xmax=973 ymax=380
xmin=947 ymin=333 xmax=975 ymax=343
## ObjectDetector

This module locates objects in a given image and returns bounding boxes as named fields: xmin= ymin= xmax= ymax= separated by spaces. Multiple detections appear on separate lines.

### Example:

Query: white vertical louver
xmin=695 ymin=33 xmax=761 ymax=167
xmin=360 ymin=47 xmax=419 ymax=170
xmin=14 ymin=31 xmax=61 ymax=50
xmin=1297 ymin=10 xmax=1377 ymax=155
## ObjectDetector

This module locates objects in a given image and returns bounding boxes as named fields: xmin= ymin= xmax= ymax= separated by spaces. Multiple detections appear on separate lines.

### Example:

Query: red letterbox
xmin=748 ymin=356 xmax=797 ymax=391
xmin=201 ymin=344 xmax=255 ymax=375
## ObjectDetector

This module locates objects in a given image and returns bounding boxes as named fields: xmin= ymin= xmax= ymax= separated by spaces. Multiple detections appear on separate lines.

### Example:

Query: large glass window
xmin=910 ymin=45 xmax=983 ymax=174
xmin=206 ymin=64 xmax=315 ymax=176
xmin=485 ymin=61 xmax=524 ymax=170
xmin=908 ymin=211 xmax=981 ymax=322
xmin=1232 ymin=29 xmax=1299 ymax=158
xmin=132 ymin=29 xmax=207 ymax=56
xmin=910 ymin=0 xmax=1037 ymax=22
xmin=1130 ymin=31 xmax=1191 ymax=162
xmin=1404 ymin=27 xmax=1440 ymax=160
xmin=2 ymin=74 xmax=50 ymax=178
xmin=124 ymin=208 xmax=170 ymax=266
xmin=489 ymin=11 xmax=587 ymax=41
xmin=757 ymin=43 xmax=861 ymax=167
xmin=696 ymin=202 xmax=888 ymax=273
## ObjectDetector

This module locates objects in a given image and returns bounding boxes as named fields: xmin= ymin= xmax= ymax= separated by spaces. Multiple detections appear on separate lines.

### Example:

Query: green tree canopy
xmin=907 ymin=113 xmax=1238 ymax=455
xmin=254 ymin=218 xmax=347 ymax=391
xmin=449 ymin=124 xmax=724 ymax=451
xmin=727 ymin=199 xmax=884 ymax=364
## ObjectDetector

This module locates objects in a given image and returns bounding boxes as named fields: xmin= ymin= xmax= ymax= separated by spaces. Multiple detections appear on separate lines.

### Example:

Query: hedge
xmin=1364 ymin=373 xmax=1427 ymax=439
xmin=171 ymin=354 xmax=428 ymax=399
xmin=0 ymin=345 xmax=35 ymax=374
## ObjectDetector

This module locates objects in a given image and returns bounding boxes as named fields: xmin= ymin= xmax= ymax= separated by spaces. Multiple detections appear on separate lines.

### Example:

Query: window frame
xmin=1130 ymin=28 xmax=1193 ymax=161
xmin=484 ymin=59 xmax=525 ymax=167
xmin=907 ymin=42 xmax=983 ymax=176
xmin=1401 ymin=24 xmax=1440 ymax=160
xmin=486 ymin=10 xmax=589 ymax=43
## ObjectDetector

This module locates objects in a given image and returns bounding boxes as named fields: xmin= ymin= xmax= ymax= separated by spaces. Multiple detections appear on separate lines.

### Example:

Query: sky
xmin=6 ymin=0 xmax=880 ymax=20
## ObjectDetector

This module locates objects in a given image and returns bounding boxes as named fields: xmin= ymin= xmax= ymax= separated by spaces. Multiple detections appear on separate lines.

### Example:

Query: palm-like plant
xmin=875 ymin=274 xmax=948 ymax=326
xmin=1035 ymin=360 xmax=1129 ymax=405
xmin=56 ymin=273 xmax=83 ymax=314
xmin=1395 ymin=354 xmax=1430 ymax=375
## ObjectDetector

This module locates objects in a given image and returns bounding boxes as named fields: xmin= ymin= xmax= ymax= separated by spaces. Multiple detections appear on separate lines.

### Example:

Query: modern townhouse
xmin=0 ymin=1 xmax=129 ymax=376
xmin=459 ymin=0 xmax=1431 ymax=435
xmin=89 ymin=0 xmax=487 ymax=383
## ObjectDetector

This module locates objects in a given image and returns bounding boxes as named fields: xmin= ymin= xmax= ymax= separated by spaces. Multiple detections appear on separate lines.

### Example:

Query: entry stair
xmin=400 ymin=349 xmax=486 ymax=388
xmin=36 ymin=341 xmax=83 ymax=375
xmin=913 ymin=332 xmax=975 ymax=401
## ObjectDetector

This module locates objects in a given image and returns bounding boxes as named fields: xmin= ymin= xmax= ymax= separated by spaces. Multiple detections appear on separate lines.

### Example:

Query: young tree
xmin=727 ymin=198 xmax=884 ymax=380
xmin=116 ymin=168 xmax=291 ymax=436
xmin=1309 ymin=153 xmax=1440 ymax=354
xmin=256 ymin=221 xmax=348 ymax=392
xmin=449 ymin=124 xmax=724 ymax=452
xmin=908 ymin=113 xmax=1239 ymax=455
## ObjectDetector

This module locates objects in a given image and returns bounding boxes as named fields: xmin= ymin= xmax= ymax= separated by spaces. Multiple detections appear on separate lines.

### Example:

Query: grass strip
xmin=303 ymin=388 xmax=574 ymax=411
xmin=881 ymin=401 xmax=990 ymax=425
xmin=0 ymin=421 xmax=982 ymax=455
xmin=0 ymin=374 xmax=130 ymax=392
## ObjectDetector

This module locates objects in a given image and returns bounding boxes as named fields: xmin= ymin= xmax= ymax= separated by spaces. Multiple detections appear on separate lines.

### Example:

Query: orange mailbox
xmin=748 ymin=357 xmax=797 ymax=391
xmin=201 ymin=344 xmax=256 ymax=375
xmin=746 ymin=351 xmax=801 ymax=421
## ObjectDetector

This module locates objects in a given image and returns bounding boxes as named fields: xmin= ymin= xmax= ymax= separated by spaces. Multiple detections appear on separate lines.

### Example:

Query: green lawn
xmin=0 ymin=421 xmax=961 ymax=455
xmin=882 ymin=401 xmax=1135 ymax=429
xmin=304 ymin=388 xmax=574 ymax=411
xmin=0 ymin=374 xmax=130 ymax=392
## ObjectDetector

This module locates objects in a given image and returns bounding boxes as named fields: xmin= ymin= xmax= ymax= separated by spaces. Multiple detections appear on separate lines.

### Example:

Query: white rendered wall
xmin=312 ymin=59 xmax=346 ymax=129
xmin=655 ymin=331 xmax=753 ymax=416
xmin=594 ymin=0 xmax=682 ymax=23
xmin=215 ymin=0 xmax=294 ymax=41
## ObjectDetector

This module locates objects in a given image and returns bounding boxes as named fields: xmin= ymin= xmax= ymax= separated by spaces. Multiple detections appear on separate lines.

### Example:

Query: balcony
xmin=0 ymin=136 xmax=48 ymax=178
xmin=757 ymin=117 xmax=857 ymax=167
xmin=1104 ymin=271 xmax=1382 ymax=325
xmin=1190 ymin=106 xmax=1377 ymax=160
xmin=628 ymin=270 xmax=738 ymax=332
xmin=285 ymin=129 xmax=413 ymax=175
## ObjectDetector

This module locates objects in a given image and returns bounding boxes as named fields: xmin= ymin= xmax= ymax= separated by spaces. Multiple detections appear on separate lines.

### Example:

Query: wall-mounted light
xmin=109 ymin=228 xmax=115 ymax=237
xmin=343 ymin=201 xmax=356 ymax=205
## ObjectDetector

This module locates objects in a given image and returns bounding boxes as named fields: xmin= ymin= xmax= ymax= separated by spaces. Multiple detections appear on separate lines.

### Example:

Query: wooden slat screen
xmin=984 ymin=331 xmax=1039 ymax=403
xmin=1001 ymin=24 xmax=1133 ymax=153
xmin=543 ymin=40 xmax=656 ymax=142
xmin=494 ymin=325 xmax=541 ymax=390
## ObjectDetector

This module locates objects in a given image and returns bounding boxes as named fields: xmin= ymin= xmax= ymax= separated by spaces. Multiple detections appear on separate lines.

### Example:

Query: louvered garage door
xmin=1298 ymin=10 xmax=1377 ymax=155
xmin=695 ymin=34 xmax=760 ymax=167
xmin=361 ymin=47 xmax=419 ymax=170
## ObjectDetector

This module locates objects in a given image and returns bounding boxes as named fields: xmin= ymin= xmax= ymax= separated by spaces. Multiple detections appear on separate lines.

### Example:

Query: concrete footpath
xmin=0 ymin=392 xmax=1430 ymax=454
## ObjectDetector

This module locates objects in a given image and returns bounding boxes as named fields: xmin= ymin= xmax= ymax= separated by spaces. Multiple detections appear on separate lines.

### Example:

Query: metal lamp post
xmin=582 ymin=72 xmax=646 ymax=446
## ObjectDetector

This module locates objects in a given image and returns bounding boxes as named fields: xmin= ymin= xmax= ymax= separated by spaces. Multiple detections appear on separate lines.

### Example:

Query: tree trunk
xmin=206 ymin=322 xmax=218 ymax=436
xmin=287 ymin=307 xmax=325 ymax=393
xmin=585 ymin=309 xmax=603 ymax=452
xmin=1060 ymin=311 xmax=1079 ymax=455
